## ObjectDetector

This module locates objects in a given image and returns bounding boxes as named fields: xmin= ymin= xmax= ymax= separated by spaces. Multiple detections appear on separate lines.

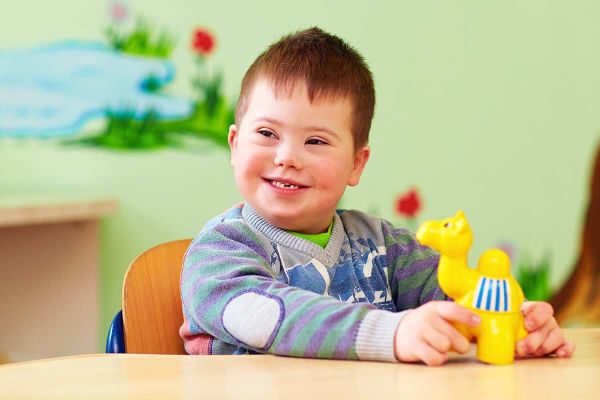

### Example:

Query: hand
xmin=516 ymin=301 xmax=575 ymax=358
xmin=394 ymin=301 xmax=481 ymax=366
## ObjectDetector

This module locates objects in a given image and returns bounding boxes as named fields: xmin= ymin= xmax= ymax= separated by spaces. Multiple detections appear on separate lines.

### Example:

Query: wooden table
xmin=0 ymin=329 xmax=598 ymax=399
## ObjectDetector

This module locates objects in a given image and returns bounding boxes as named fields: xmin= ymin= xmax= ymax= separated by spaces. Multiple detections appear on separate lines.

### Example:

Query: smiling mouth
xmin=266 ymin=179 xmax=306 ymax=190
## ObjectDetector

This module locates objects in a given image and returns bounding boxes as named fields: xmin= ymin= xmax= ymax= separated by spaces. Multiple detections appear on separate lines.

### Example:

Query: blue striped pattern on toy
xmin=472 ymin=277 xmax=511 ymax=312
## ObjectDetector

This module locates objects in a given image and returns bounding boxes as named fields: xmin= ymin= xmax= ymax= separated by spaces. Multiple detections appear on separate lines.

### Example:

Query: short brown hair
xmin=235 ymin=27 xmax=375 ymax=150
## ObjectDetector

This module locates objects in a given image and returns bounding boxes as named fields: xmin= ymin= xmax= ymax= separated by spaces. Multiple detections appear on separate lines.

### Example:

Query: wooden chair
xmin=106 ymin=239 xmax=192 ymax=354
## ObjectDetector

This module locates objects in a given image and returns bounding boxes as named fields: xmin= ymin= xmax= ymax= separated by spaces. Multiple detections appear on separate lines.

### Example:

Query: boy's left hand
xmin=516 ymin=301 xmax=575 ymax=358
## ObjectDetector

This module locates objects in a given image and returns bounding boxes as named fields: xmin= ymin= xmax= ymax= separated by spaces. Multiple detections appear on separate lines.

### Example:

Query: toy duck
xmin=416 ymin=210 xmax=528 ymax=364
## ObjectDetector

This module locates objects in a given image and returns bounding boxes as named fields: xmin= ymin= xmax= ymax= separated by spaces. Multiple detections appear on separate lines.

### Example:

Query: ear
xmin=228 ymin=124 xmax=238 ymax=166
xmin=455 ymin=211 xmax=469 ymax=233
xmin=348 ymin=145 xmax=371 ymax=186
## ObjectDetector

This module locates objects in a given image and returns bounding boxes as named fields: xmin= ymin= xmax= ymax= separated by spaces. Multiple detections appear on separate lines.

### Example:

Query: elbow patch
xmin=222 ymin=289 xmax=284 ymax=350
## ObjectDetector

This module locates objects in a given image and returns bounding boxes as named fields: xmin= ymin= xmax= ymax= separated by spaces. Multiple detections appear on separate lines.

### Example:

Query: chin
xmin=263 ymin=212 xmax=303 ymax=231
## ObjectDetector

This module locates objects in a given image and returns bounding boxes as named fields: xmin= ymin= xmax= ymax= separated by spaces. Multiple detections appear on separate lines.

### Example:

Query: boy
xmin=180 ymin=27 xmax=574 ymax=365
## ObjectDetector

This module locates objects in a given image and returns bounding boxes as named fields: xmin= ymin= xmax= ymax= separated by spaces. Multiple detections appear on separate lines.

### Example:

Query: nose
xmin=273 ymin=143 xmax=303 ymax=169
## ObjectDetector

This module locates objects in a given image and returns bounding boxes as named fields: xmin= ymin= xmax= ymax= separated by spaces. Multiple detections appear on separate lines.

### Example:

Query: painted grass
xmin=105 ymin=18 xmax=175 ymax=58
xmin=68 ymin=97 xmax=234 ymax=151
xmin=515 ymin=254 xmax=552 ymax=301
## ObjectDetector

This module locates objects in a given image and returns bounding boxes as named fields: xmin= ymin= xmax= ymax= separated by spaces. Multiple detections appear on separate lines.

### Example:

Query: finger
xmin=434 ymin=319 xmax=470 ymax=354
xmin=521 ymin=302 xmax=554 ymax=331
xmin=435 ymin=302 xmax=481 ymax=327
xmin=416 ymin=343 xmax=448 ymax=366
xmin=555 ymin=341 xmax=576 ymax=358
xmin=424 ymin=328 xmax=452 ymax=353
xmin=517 ymin=324 xmax=551 ymax=355
xmin=531 ymin=328 xmax=567 ymax=357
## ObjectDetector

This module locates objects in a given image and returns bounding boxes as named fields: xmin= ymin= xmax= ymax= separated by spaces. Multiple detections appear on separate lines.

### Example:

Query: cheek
xmin=315 ymin=158 xmax=354 ymax=186
xmin=234 ymin=151 xmax=268 ymax=182
xmin=234 ymin=162 xmax=260 ymax=198
xmin=314 ymin=166 xmax=347 ymax=192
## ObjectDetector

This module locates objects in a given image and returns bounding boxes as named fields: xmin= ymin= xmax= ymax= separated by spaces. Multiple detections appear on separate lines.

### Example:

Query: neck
xmin=441 ymin=253 xmax=467 ymax=264
xmin=437 ymin=253 xmax=469 ymax=299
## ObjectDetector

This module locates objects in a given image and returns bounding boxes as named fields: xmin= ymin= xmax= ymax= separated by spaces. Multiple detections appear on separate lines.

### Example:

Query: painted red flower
xmin=110 ymin=1 xmax=128 ymax=22
xmin=192 ymin=28 xmax=215 ymax=55
xmin=395 ymin=188 xmax=422 ymax=218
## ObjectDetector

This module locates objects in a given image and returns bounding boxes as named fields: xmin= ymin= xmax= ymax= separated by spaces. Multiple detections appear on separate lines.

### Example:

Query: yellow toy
xmin=416 ymin=210 xmax=528 ymax=364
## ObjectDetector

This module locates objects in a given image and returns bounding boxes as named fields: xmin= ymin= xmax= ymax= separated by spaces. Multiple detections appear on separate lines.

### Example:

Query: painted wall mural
xmin=0 ymin=2 xmax=233 ymax=151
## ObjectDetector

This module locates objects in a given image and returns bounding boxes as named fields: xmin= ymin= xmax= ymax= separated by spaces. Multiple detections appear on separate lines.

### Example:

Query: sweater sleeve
xmin=381 ymin=220 xmax=447 ymax=311
xmin=181 ymin=221 xmax=404 ymax=361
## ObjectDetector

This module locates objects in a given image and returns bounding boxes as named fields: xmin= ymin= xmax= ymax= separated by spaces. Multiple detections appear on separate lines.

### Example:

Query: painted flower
xmin=110 ymin=1 xmax=128 ymax=22
xmin=192 ymin=28 xmax=215 ymax=55
xmin=395 ymin=188 xmax=422 ymax=218
xmin=497 ymin=241 xmax=515 ymax=262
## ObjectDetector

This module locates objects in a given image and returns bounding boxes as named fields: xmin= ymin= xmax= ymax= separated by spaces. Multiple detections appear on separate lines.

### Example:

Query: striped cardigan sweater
xmin=180 ymin=203 xmax=444 ymax=362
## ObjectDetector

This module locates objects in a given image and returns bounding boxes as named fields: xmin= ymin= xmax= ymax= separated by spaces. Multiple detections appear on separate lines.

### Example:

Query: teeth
xmin=271 ymin=180 xmax=300 ymax=189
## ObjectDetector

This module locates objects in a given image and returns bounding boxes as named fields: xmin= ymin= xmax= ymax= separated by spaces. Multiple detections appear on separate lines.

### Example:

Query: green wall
xmin=1 ymin=0 xmax=599 ymax=348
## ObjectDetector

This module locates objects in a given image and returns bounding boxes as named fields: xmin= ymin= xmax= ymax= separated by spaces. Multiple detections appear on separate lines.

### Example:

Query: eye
xmin=258 ymin=129 xmax=276 ymax=139
xmin=444 ymin=222 xmax=452 ymax=228
xmin=306 ymin=138 xmax=327 ymax=145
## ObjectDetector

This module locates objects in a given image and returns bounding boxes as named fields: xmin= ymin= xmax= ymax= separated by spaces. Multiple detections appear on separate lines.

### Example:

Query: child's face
xmin=228 ymin=79 xmax=370 ymax=234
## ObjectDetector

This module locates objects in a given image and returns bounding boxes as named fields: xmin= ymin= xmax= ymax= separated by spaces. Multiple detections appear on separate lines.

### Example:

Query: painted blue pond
xmin=0 ymin=41 xmax=193 ymax=138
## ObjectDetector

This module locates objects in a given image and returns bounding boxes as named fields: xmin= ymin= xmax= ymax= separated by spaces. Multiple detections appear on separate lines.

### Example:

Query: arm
xmin=382 ymin=221 xmax=447 ymax=309
xmin=383 ymin=221 xmax=484 ymax=365
xmin=181 ymin=221 xmax=403 ymax=361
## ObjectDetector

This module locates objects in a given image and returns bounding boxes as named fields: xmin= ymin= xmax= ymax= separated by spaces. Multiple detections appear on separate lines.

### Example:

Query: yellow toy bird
xmin=416 ymin=210 xmax=528 ymax=364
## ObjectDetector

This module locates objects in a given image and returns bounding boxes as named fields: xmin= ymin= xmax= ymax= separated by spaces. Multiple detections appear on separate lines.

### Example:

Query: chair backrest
xmin=122 ymin=239 xmax=192 ymax=354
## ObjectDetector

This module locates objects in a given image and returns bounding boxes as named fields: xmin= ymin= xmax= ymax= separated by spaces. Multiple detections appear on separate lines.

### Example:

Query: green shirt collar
xmin=287 ymin=219 xmax=333 ymax=248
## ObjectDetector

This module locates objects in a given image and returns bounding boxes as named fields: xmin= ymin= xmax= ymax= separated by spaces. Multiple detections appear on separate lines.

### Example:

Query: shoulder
xmin=337 ymin=209 xmax=434 ymax=255
xmin=336 ymin=209 xmax=410 ymax=239
xmin=200 ymin=204 xmax=245 ymax=231
xmin=187 ymin=204 xmax=270 ymax=261
xmin=196 ymin=204 xmax=255 ymax=239
xmin=337 ymin=208 xmax=382 ymax=230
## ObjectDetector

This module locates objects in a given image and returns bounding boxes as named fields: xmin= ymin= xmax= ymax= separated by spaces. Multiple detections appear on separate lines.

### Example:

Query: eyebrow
xmin=251 ymin=117 xmax=340 ymax=140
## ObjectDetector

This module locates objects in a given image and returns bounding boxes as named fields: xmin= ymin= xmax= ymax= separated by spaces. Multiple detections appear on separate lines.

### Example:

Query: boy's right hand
xmin=394 ymin=301 xmax=481 ymax=366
